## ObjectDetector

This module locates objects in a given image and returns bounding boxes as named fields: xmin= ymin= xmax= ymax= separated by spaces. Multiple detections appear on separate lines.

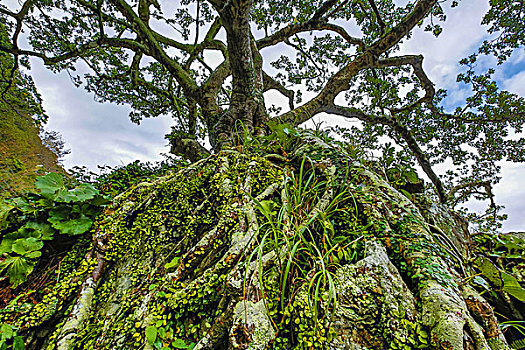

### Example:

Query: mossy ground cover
xmin=0 ymin=129 xmax=522 ymax=350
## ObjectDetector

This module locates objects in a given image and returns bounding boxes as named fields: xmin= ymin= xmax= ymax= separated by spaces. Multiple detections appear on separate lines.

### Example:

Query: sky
xmin=20 ymin=0 xmax=524 ymax=231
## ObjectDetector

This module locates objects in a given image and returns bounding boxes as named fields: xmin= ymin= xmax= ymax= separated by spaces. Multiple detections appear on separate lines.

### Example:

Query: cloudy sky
xmin=23 ymin=0 xmax=524 ymax=231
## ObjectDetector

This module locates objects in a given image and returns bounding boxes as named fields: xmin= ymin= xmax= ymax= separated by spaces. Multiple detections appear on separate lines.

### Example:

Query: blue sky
xmin=24 ymin=0 xmax=524 ymax=231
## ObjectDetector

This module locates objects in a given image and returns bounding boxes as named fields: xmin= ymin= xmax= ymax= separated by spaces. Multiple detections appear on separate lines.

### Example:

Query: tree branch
xmin=368 ymin=0 xmax=386 ymax=35
xmin=108 ymin=0 xmax=199 ymax=97
xmin=262 ymin=72 xmax=295 ymax=110
xmin=257 ymin=21 xmax=364 ymax=50
xmin=279 ymin=0 xmax=438 ymax=125
xmin=374 ymin=54 xmax=436 ymax=113
xmin=447 ymin=180 xmax=494 ymax=208
xmin=321 ymin=103 xmax=447 ymax=203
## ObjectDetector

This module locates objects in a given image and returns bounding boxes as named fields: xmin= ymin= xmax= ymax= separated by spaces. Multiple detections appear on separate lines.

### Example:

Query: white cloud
xmin=503 ymin=70 xmax=525 ymax=95
xmin=33 ymin=64 xmax=173 ymax=171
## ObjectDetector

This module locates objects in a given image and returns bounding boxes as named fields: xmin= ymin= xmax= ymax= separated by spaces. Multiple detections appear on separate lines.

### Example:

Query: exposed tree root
xmin=1 ymin=134 xmax=514 ymax=350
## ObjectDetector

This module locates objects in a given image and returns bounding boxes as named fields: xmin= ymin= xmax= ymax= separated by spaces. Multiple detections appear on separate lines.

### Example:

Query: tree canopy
xmin=0 ymin=0 xmax=524 ymax=229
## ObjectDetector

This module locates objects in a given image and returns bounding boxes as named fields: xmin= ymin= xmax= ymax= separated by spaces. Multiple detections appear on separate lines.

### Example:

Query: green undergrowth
xmin=0 ymin=173 xmax=108 ymax=287
xmin=0 ymin=126 xmax=522 ymax=349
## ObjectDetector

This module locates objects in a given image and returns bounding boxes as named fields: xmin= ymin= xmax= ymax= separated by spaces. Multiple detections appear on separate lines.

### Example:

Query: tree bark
xmin=211 ymin=0 xmax=267 ymax=148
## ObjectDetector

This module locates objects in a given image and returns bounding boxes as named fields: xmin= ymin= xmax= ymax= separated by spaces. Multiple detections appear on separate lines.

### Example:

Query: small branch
xmin=368 ymin=0 xmax=386 ymax=35
xmin=447 ymin=180 xmax=494 ymax=208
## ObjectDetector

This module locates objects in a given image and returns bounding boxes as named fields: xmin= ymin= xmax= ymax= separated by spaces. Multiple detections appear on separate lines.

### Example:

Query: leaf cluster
xmin=0 ymin=173 xmax=108 ymax=287
xmin=0 ymin=323 xmax=24 ymax=350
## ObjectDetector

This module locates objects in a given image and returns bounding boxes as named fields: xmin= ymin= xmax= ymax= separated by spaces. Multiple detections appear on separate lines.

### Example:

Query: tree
xmin=0 ymin=1 xmax=524 ymax=349
xmin=1 ymin=0 xmax=524 ymax=221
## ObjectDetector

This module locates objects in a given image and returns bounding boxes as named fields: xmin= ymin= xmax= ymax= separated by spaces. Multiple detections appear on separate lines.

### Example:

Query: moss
xmin=0 ymin=133 xmax=509 ymax=349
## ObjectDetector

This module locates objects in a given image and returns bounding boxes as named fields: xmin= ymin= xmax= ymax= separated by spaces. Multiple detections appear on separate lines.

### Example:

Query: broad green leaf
xmin=35 ymin=173 xmax=64 ymax=196
xmin=146 ymin=326 xmax=157 ymax=345
xmin=11 ymin=198 xmax=35 ymax=214
xmin=0 ymin=255 xmax=35 ymax=287
xmin=502 ymin=272 xmax=525 ymax=301
xmin=54 ymin=189 xmax=79 ymax=203
xmin=48 ymin=206 xmax=70 ymax=223
xmin=474 ymin=257 xmax=503 ymax=288
xmin=405 ymin=170 xmax=419 ymax=184
xmin=70 ymin=183 xmax=99 ymax=202
xmin=51 ymin=216 xmax=93 ymax=236
xmin=89 ymin=195 xmax=110 ymax=206
xmin=0 ymin=238 xmax=15 ymax=255
xmin=11 ymin=238 xmax=43 ymax=255
xmin=23 ymin=222 xmax=55 ymax=240
xmin=0 ymin=324 xmax=13 ymax=340
xmin=55 ymin=184 xmax=99 ymax=203
xmin=13 ymin=336 xmax=24 ymax=350
xmin=25 ymin=251 xmax=42 ymax=259
xmin=0 ymin=202 xmax=14 ymax=231
xmin=171 ymin=338 xmax=188 ymax=349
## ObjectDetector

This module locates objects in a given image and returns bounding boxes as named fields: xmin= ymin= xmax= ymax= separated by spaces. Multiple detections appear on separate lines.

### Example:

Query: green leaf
xmin=474 ymin=257 xmax=503 ymax=288
xmin=0 ymin=202 xmax=14 ymax=231
xmin=13 ymin=336 xmax=24 ymax=350
xmin=88 ymin=195 xmax=110 ymax=206
xmin=47 ymin=207 xmax=70 ymax=223
xmin=25 ymin=251 xmax=42 ymax=259
xmin=23 ymin=222 xmax=55 ymax=240
xmin=405 ymin=170 xmax=419 ymax=184
xmin=0 ymin=238 xmax=15 ymax=255
xmin=146 ymin=326 xmax=158 ymax=345
xmin=35 ymin=173 xmax=64 ymax=197
xmin=165 ymin=257 xmax=180 ymax=270
xmin=501 ymin=272 xmax=525 ymax=301
xmin=11 ymin=238 xmax=43 ymax=255
xmin=0 ymin=324 xmax=13 ymax=340
xmin=50 ymin=216 xmax=93 ymax=236
xmin=172 ymin=339 xmax=188 ymax=349
xmin=0 ymin=255 xmax=35 ymax=287
xmin=54 ymin=189 xmax=80 ymax=203
xmin=259 ymin=200 xmax=276 ymax=215
xmin=12 ymin=198 xmax=35 ymax=214
xmin=70 ymin=184 xmax=99 ymax=202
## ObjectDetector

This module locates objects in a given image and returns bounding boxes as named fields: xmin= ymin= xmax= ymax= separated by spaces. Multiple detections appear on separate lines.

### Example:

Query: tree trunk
xmin=2 ymin=131 xmax=518 ymax=350
xmin=211 ymin=0 xmax=267 ymax=148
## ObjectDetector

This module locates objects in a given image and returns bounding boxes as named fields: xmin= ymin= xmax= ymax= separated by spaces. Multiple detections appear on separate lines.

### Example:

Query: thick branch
xmin=374 ymin=54 xmax=436 ymax=113
xmin=263 ymin=72 xmax=295 ymax=110
xmin=108 ymin=0 xmax=199 ymax=97
xmin=278 ymin=0 xmax=438 ymax=125
xmin=257 ymin=22 xmax=364 ymax=49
